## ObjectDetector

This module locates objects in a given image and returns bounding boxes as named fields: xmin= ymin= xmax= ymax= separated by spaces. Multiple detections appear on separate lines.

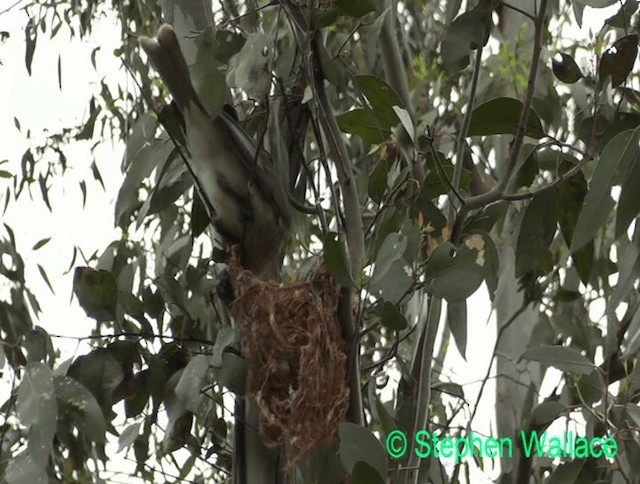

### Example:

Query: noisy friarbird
xmin=140 ymin=24 xmax=290 ymax=280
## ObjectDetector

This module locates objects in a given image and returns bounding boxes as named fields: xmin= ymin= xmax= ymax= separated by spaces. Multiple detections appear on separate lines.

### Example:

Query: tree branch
xmin=451 ymin=0 xmax=548 ymax=244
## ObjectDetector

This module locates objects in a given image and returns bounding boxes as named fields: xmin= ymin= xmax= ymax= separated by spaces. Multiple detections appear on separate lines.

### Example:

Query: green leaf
xmin=5 ymin=451 xmax=47 ymax=484
xmin=122 ymin=112 xmax=158 ymax=171
xmin=119 ymin=291 xmax=145 ymax=319
xmin=577 ymin=0 xmax=622 ymax=8
xmin=142 ymin=286 xmax=164 ymax=319
xmin=31 ymin=237 xmax=50 ymax=251
xmin=316 ymin=40 xmax=347 ymax=88
xmin=415 ymin=198 xmax=447 ymax=234
xmin=38 ymin=174 xmax=51 ymax=212
xmin=334 ymin=0 xmax=376 ymax=18
xmin=23 ymin=329 xmax=49 ymax=363
xmin=379 ymin=302 xmax=408 ymax=331
xmin=175 ymin=355 xmax=209 ymax=413
xmin=79 ymin=180 xmax=87 ymax=207
xmin=370 ymin=259 xmax=413 ymax=304
xmin=529 ymin=400 xmax=565 ymax=428
xmin=514 ymin=144 xmax=539 ymax=189
xmin=552 ymin=53 xmax=583 ymax=84
xmin=115 ymin=138 xmax=172 ymax=228
xmin=571 ymin=128 xmax=640 ymax=251
xmin=441 ymin=1 xmax=492 ymax=72
xmin=191 ymin=193 xmax=210 ymax=239
xmin=599 ymin=35 xmax=638 ymax=88
xmin=606 ymin=242 xmax=640 ymax=315
xmin=468 ymin=97 xmax=545 ymax=138
xmin=324 ymin=234 xmax=353 ymax=287
xmin=36 ymin=264 xmax=54 ymax=294
xmin=476 ymin=231 xmax=499 ymax=300
xmin=193 ymin=28 xmax=238 ymax=115
xmin=157 ymin=103 xmax=186 ymax=147
xmin=352 ymin=461 xmax=385 ymax=484
xmin=18 ymin=362 xmax=56 ymax=425
xmin=356 ymin=75 xmax=404 ymax=129
xmin=212 ymin=326 xmax=240 ymax=367
xmin=433 ymin=381 xmax=465 ymax=400
xmin=424 ymin=240 xmax=485 ymax=301
xmin=605 ymin=0 xmax=639 ymax=28
xmin=616 ymin=154 xmax=640 ymax=238
xmin=77 ymin=99 xmax=101 ymax=141
xmin=622 ymin=303 xmax=640 ymax=359
xmin=54 ymin=375 xmax=107 ymax=442
xmin=25 ymin=17 xmax=36 ymax=76
xmin=155 ymin=275 xmax=188 ymax=312
xmin=337 ymin=108 xmax=390 ymax=144
xmin=368 ymin=159 xmax=391 ymax=203
xmin=338 ymin=422 xmax=387 ymax=479
xmin=73 ymin=267 xmax=118 ymax=321
xmin=117 ymin=422 xmax=141 ymax=453
xmin=17 ymin=363 xmax=57 ymax=462
xmin=555 ymin=161 xmax=593 ymax=284
xmin=393 ymin=106 xmax=414 ymax=142
xmin=67 ymin=349 xmax=124 ymax=411
xmin=521 ymin=345 xmax=595 ymax=375
xmin=371 ymin=232 xmax=406 ymax=287
xmin=547 ymin=460 xmax=585 ymax=484
xmin=447 ymin=300 xmax=467 ymax=359
xmin=311 ymin=7 xmax=339 ymax=28
xmin=515 ymin=191 xmax=557 ymax=278
xmin=573 ymin=1 xmax=585 ymax=26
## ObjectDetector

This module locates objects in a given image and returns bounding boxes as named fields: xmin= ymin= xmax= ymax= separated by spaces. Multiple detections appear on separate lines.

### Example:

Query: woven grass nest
xmin=228 ymin=255 xmax=349 ymax=467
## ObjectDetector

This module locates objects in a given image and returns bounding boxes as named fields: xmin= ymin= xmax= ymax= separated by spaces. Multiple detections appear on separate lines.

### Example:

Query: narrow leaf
xmin=521 ymin=345 xmax=595 ymax=375
xmin=571 ymin=128 xmax=640 ymax=251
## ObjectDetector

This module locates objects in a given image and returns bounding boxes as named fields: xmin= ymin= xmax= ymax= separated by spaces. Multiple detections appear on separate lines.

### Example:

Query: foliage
xmin=2 ymin=0 xmax=640 ymax=482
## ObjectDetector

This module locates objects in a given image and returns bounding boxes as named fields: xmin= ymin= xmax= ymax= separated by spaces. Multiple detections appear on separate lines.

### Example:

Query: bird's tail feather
xmin=140 ymin=24 xmax=199 ymax=111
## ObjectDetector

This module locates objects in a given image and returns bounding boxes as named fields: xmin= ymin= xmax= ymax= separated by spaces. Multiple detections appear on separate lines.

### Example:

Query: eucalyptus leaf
xmin=338 ymin=422 xmax=387 ymax=479
xmin=424 ymin=240 xmax=485 ymax=301
xmin=468 ymin=97 xmax=545 ymax=138
xmin=571 ymin=128 xmax=640 ymax=252
xmin=521 ymin=345 xmax=595 ymax=375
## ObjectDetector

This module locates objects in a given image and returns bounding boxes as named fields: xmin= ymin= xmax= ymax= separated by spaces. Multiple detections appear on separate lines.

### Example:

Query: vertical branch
xmin=310 ymin=36 xmax=365 ymax=425
xmin=379 ymin=1 xmax=413 ymax=119
xmin=451 ymin=46 xmax=483 ymax=222
xmin=278 ymin=0 xmax=365 ymax=424
xmin=311 ymin=49 xmax=365 ymax=279
xmin=379 ymin=1 xmax=425 ymax=181
xmin=496 ymin=0 xmax=548 ymax=193
xmin=406 ymin=297 xmax=442 ymax=483
xmin=451 ymin=0 xmax=548 ymax=244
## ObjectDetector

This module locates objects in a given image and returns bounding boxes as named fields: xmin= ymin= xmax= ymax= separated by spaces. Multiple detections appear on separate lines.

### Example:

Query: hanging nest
xmin=229 ymin=254 xmax=349 ymax=468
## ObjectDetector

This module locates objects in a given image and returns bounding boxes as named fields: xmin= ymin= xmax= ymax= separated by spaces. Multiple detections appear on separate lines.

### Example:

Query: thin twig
xmin=469 ymin=303 xmax=529 ymax=424
xmin=452 ymin=45 xmax=483 ymax=214
xmin=451 ymin=0 xmax=548 ymax=244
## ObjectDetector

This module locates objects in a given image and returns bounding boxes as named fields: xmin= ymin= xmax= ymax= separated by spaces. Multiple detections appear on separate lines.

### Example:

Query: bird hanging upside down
xmin=140 ymin=24 xmax=290 ymax=280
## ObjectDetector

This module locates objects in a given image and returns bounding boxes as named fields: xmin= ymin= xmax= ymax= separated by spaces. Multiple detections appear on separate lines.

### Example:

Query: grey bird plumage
xmin=140 ymin=24 xmax=290 ymax=279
